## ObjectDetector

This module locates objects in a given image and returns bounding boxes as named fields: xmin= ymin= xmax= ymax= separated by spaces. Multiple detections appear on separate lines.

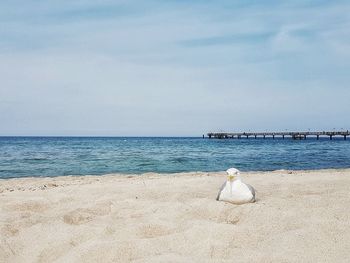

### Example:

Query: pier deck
xmin=207 ymin=131 xmax=349 ymax=140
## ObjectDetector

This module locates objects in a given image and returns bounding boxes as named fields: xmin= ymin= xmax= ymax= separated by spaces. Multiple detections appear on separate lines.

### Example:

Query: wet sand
xmin=1 ymin=169 xmax=350 ymax=262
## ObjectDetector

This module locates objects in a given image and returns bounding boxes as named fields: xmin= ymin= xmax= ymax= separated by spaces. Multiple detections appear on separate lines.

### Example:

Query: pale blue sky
xmin=1 ymin=0 xmax=349 ymax=136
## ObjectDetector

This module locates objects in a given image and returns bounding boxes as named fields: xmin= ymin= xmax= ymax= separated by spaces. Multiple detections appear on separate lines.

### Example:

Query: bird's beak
xmin=227 ymin=175 xmax=235 ymax=182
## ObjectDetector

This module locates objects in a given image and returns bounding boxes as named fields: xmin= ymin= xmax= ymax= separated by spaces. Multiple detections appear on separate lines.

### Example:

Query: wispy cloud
xmin=180 ymin=32 xmax=274 ymax=47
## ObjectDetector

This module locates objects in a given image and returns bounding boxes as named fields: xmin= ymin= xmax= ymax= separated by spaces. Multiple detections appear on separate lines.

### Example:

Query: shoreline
xmin=1 ymin=167 xmax=350 ymax=182
xmin=1 ymin=168 xmax=350 ymax=262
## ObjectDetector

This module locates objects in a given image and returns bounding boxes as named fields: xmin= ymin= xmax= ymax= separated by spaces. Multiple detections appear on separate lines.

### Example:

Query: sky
xmin=0 ymin=0 xmax=350 ymax=136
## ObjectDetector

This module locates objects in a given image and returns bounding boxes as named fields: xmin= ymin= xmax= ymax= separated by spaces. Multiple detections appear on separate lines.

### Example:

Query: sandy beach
xmin=1 ymin=169 xmax=350 ymax=263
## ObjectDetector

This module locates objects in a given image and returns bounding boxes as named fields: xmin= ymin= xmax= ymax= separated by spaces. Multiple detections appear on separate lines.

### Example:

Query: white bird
xmin=216 ymin=168 xmax=255 ymax=204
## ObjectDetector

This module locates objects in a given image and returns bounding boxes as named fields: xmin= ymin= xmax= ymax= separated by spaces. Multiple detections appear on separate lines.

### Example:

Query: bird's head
xmin=226 ymin=168 xmax=240 ymax=182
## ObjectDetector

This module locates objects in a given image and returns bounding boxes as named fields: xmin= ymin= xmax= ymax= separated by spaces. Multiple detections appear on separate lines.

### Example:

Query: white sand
xmin=1 ymin=169 xmax=350 ymax=263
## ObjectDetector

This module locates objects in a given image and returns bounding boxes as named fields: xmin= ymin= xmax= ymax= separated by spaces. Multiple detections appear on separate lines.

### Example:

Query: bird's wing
xmin=247 ymin=184 xmax=255 ymax=199
xmin=216 ymin=182 xmax=227 ymax=201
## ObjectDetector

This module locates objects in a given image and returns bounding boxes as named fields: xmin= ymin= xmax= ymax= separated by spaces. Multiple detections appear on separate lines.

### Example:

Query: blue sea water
xmin=0 ymin=136 xmax=349 ymax=179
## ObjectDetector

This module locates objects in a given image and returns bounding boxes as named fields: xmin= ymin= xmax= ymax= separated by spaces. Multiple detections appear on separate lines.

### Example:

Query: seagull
xmin=216 ymin=168 xmax=255 ymax=204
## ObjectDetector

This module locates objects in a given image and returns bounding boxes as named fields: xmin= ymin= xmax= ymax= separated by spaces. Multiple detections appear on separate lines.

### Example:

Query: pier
xmin=207 ymin=131 xmax=350 ymax=140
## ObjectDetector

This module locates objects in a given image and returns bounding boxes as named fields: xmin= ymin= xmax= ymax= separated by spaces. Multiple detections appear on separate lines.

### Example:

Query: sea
xmin=0 ymin=136 xmax=350 ymax=179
